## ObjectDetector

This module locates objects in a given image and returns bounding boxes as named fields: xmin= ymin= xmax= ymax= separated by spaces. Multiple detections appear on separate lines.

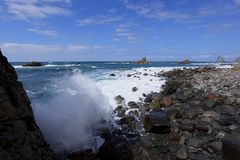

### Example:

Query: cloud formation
xmin=4 ymin=0 xmax=72 ymax=20
xmin=77 ymin=15 xmax=122 ymax=26
xmin=28 ymin=28 xmax=58 ymax=36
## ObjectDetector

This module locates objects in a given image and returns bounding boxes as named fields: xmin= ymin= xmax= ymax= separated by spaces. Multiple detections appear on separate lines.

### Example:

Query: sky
xmin=0 ymin=0 xmax=240 ymax=61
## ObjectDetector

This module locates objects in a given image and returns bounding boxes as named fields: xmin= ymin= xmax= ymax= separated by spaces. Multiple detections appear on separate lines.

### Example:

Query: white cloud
xmin=77 ymin=15 xmax=122 ymax=26
xmin=234 ymin=0 xmax=240 ymax=5
xmin=28 ymin=28 xmax=58 ymax=36
xmin=4 ymin=0 xmax=72 ymax=20
xmin=0 ymin=43 xmax=108 ymax=54
xmin=122 ymin=0 xmax=191 ymax=22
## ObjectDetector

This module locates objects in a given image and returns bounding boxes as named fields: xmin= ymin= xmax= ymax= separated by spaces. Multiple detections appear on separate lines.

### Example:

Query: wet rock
xmin=127 ymin=74 xmax=132 ymax=77
xmin=222 ymin=135 xmax=240 ymax=160
xmin=132 ymin=87 xmax=138 ymax=92
xmin=114 ymin=95 xmax=125 ymax=104
xmin=144 ymin=109 xmax=171 ymax=134
xmin=176 ymin=146 xmax=188 ymax=159
xmin=109 ymin=73 xmax=116 ymax=76
xmin=216 ymin=131 xmax=227 ymax=139
xmin=128 ymin=101 xmax=139 ymax=108
xmin=119 ymin=115 xmax=136 ymax=130
xmin=143 ymin=73 xmax=148 ymax=76
xmin=114 ymin=106 xmax=126 ymax=117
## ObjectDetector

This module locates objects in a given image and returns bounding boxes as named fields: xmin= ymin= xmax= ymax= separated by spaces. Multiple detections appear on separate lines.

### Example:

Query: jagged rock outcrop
xmin=136 ymin=57 xmax=150 ymax=64
xmin=0 ymin=50 xmax=54 ymax=160
xmin=216 ymin=56 xmax=224 ymax=63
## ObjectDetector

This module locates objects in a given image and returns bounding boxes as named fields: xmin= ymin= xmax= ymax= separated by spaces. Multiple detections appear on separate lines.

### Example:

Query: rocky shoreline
xmin=88 ymin=65 xmax=240 ymax=160
xmin=1 ymin=49 xmax=240 ymax=160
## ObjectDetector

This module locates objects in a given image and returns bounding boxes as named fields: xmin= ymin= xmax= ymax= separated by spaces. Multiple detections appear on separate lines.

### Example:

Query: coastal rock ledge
xmin=0 ymin=50 xmax=54 ymax=160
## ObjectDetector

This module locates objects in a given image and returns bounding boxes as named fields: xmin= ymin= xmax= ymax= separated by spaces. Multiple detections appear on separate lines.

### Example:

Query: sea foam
xmin=32 ymin=70 xmax=112 ymax=153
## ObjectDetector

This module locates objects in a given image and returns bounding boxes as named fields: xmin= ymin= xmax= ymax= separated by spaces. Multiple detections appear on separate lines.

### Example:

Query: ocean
xmin=11 ymin=61 xmax=231 ymax=153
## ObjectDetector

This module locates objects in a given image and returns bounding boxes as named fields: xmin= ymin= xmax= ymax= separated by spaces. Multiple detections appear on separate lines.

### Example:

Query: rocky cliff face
xmin=0 ymin=50 xmax=54 ymax=160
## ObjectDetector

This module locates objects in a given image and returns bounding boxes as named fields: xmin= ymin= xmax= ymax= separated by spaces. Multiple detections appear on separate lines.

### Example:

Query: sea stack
xmin=136 ymin=57 xmax=150 ymax=64
xmin=0 ymin=50 xmax=54 ymax=160
xmin=216 ymin=56 xmax=224 ymax=63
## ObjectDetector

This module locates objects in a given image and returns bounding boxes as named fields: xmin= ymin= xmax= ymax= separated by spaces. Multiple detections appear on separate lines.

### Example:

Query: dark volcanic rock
xmin=0 ymin=50 xmax=54 ymax=160
xmin=222 ymin=135 xmax=240 ymax=160
xmin=144 ymin=109 xmax=171 ymax=134
xmin=22 ymin=61 xmax=44 ymax=67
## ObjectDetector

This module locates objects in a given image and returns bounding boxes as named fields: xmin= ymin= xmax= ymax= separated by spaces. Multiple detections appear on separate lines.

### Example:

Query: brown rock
xmin=161 ymin=96 xmax=173 ymax=107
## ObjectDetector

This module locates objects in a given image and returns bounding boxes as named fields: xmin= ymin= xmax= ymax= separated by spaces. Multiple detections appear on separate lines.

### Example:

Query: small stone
xmin=216 ymin=131 xmax=227 ymax=139
xmin=168 ymin=132 xmax=181 ymax=141
xmin=179 ymin=136 xmax=186 ymax=145
xmin=184 ymin=109 xmax=199 ymax=118
xmin=119 ymin=115 xmax=136 ymax=130
xmin=195 ymin=123 xmax=209 ymax=132
xmin=187 ymin=137 xmax=203 ymax=148
xmin=204 ymin=99 xmax=216 ymax=108
xmin=202 ymin=111 xmax=220 ymax=120
xmin=176 ymin=146 xmax=188 ymax=159
xmin=161 ymin=96 xmax=173 ymax=106
xmin=179 ymin=124 xmax=195 ymax=132
xmin=132 ymin=87 xmax=138 ymax=92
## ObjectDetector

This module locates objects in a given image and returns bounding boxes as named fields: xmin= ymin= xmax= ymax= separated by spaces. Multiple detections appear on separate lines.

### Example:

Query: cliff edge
xmin=0 ymin=50 xmax=54 ymax=160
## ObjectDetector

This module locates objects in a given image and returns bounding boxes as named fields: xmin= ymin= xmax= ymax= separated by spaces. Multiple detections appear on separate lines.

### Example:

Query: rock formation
xmin=0 ymin=50 xmax=54 ymax=160
xmin=179 ymin=59 xmax=191 ymax=64
xmin=136 ymin=57 xmax=150 ymax=64
xmin=22 ymin=61 xmax=44 ymax=67
xmin=235 ymin=57 xmax=240 ymax=63
xmin=216 ymin=56 xmax=224 ymax=63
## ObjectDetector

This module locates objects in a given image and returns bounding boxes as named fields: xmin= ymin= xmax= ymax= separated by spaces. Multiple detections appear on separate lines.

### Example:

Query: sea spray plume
xmin=32 ymin=70 xmax=112 ymax=153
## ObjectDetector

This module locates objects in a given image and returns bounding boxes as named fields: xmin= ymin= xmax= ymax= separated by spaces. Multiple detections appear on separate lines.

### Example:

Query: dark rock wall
xmin=0 ymin=50 xmax=54 ymax=160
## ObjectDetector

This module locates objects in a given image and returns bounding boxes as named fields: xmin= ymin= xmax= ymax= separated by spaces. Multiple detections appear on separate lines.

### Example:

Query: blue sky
xmin=0 ymin=0 xmax=240 ymax=61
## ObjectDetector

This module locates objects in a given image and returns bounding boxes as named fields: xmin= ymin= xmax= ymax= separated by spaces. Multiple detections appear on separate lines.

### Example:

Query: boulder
xmin=0 ymin=50 xmax=54 ymax=160
xmin=144 ymin=109 xmax=171 ymax=134
xmin=222 ymin=135 xmax=240 ymax=160
xmin=136 ymin=57 xmax=150 ymax=64
xmin=216 ymin=56 xmax=224 ymax=63
xmin=22 ymin=61 xmax=44 ymax=67
xmin=132 ymin=87 xmax=138 ymax=92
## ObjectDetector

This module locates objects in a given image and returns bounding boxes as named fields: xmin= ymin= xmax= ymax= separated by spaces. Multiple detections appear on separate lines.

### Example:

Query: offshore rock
xmin=0 ymin=50 xmax=54 ymax=160
xmin=136 ymin=57 xmax=150 ymax=64
xmin=22 ymin=61 xmax=44 ymax=67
